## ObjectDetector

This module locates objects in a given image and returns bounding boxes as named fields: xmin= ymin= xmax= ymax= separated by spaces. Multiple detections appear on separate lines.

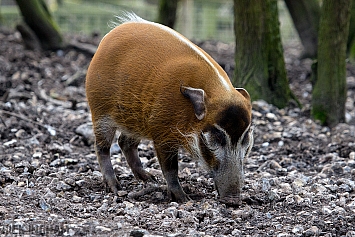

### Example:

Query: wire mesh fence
xmin=0 ymin=0 xmax=298 ymax=44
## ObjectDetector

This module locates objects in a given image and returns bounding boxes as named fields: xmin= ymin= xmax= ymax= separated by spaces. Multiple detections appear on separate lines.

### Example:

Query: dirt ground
xmin=1 ymin=28 xmax=355 ymax=236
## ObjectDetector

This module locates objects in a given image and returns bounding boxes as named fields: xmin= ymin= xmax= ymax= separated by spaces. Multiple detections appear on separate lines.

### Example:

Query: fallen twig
xmin=0 ymin=109 xmax=63 ymax=134
xmin=127 ymin=184 xmax=166 ymax=200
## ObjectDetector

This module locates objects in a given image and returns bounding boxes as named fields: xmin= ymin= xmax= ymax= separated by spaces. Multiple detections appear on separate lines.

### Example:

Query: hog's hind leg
xmin=118 ymin=134 xmax=156 ymax=182
xmin=94 ymin=117 xmax=120 ymax=194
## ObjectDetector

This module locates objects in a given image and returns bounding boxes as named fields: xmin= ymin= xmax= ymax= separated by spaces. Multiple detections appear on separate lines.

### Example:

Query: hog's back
xmin=86 ymin=22 xmax=226 ymax=141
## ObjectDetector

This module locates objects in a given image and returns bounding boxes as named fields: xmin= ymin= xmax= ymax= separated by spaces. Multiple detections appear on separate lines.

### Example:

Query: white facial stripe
xmin=115 ymin=12 xmax=231 ymax=91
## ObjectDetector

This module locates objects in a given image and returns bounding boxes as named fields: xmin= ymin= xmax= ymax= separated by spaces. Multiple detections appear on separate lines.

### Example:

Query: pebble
xmin=292 ymin=225 xmax=304 ymax=234
xmin=39 ymin=198 xmax=51 ymax=212
xmin=56 ymin=181 xmax=72 ymax=191
xmin=4 ymin=139 xmax=17 ymax=146
xmin=72 ymin=195 xmax=82 ymax=203
xmin=75 ymin=122 xmax=95 ymax=145
xmin=95 ymin=226 xmax=111 ymax=232
xmin=130 ymin=228 xmax=150 ymax=237
xmin=92 ymin=171 xmax=103 ymax=177
xmin=304 ymin=226 xmax=319 ymax=236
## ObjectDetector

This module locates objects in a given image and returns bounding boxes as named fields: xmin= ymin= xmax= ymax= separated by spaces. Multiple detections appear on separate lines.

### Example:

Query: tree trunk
xmin=347 ymin=2 xmax=355 ymax=58
xmin=15 ymin=0 xmax=63 ymax=50
xmin=157 ymin=0 xmax=178 ymax=29
xmin=284 ymin=0 xmax=320 ymax=59
xmin=311 ymin=0 xmax=351 ymax=127
xmin=233 ymin=0 xmax=295 ymax=108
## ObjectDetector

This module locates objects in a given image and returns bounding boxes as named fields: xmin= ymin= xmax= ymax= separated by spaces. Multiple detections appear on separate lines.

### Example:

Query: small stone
xmin=322 ymin=206 xmax=332 ymax=215
xmin=15 ymin=129 xmax=26 ymax=138
xmin=292 ymin=225 xmax=304 ymax=234
xmin=304 ymin=226 xmax=319 ymax=236
xmin=39 ymin=198 xmax=51 ymax=212
xmin=75 ymin=123 xmax=95 ymax=145
xmin=95 ymin=226 xmax=112 ymax=232
xmin=17 ymin=181 xmax=26 ymax=187
xmin=294 ymin=195 xmax=304 ymax=204
xmin=110 ymin=143 xmax=121 ymax=155
xmin=266 ymin=112 xmax=277 ymax=121
xmin=50 ymin=159 xmax=61 ymax=167
xmin=117 ymin=190 xmax=128 ymax=197
xmin=339 ymin=184 xmax=352 ymax=192
xmin=262 ymin=178 xmax=271 ymax=192
xmin=277 ymin=233 xmax=289 ymax=237
xmin=4 ymin=139 xmax=17 ymax=146
xmin=98 ymin=203 xmax=108 ymax=212
xmin=129 ymin=228 xmax=150 ymax=237
xmin=64 ymin=178 xmax=76 ymax=186
xmin=56 ymin=181 xmax=72 ymax=191
xmin=269 ymin=160 xmax=282 ymax=169
xmin=64 ymin=229 xmax=75 ymax=236
xmin=123 ymin=201 xmax=134 ymax=209
xmin=92 ymin=171 xmax=103 ymax=177
xmin=72 ymin=195 xmax=82 ymax=203
xmin=0 ymin=207 xmax=8 ymax=215
xmin=350 ymin=151 xmax=355 ymax=160
xmin=232 ymin=229 xmax=242 ymax=235
xmin=44 ymin=189 xmax=56 ymax=199
xmin=75 ymin=180 xmax=86 ymax=187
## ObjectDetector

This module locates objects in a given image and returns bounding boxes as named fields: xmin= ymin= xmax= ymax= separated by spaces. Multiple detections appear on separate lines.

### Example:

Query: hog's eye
xmin=211 ymin=126 xmax=227 ymax=146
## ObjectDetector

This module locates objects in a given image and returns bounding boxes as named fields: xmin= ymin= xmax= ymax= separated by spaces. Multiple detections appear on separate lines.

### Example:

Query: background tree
xmin=347 ymin=2 xmax=355 ymax=59
xmin=311 ymin=0 xmax=351 ymax=127
xmin=233 ymin=0 xmax=296 ymax=108
xmin=284 ymin=0 xmax=320 ymax=59
xmin=157 ymin=0 xmax=178 ymax=29
xmin=15 ymin=0 xmax=63 ymax=50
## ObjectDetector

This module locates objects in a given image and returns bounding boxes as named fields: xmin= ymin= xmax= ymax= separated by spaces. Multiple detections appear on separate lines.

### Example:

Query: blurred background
xmin=0 ymin=0 xmax=299 ymax=44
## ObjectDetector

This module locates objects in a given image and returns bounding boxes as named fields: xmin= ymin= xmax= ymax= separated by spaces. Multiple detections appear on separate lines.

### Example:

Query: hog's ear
xmin=180 ymin=86 xmax=206 ymax=120
xmin=235 ymin=88 xmax=250 ymax=100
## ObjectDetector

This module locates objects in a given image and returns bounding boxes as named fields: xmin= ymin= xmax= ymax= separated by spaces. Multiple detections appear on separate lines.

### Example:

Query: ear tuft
xmin=180 ymin=86 xmax=206 ymax=120
xmin=235 ymin=88 xmax=250 ymax=100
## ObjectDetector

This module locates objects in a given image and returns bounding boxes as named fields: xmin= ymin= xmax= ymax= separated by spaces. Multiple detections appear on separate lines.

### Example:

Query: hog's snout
xmin=214 ymin=173 xmax=243 ymax=199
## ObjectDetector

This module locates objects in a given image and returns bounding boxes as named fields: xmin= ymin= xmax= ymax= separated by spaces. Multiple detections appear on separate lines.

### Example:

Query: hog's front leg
xmin=155 ymin=144 xmax=189 ymax=202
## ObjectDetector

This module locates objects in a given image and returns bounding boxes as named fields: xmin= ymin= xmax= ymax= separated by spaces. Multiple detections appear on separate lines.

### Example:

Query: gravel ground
xmin=1 ymin=29 xmax=355 ymax=236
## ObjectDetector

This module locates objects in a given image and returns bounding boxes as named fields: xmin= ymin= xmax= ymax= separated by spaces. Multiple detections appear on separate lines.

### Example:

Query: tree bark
xmin=157 ymin=0 xmax=178 ymax=29
xmin=284 ymin=0 xmax=320 ymax=59
xmin=15 ymin=0 xmax=63 ymax=50
xmin=233 ymin=0 xmax=295 ymax=108
xmin=311 ymin=0 xmax=351 ymax=127
xmin=347 ymin=2 xmax=355 ymax=58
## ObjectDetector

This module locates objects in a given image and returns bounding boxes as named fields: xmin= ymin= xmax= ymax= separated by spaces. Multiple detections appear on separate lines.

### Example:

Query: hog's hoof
xmin=104 ymin=177 xmax=121 ymax=195
xmin=219 ymin=196 xmax=242 ymax=207
xmin=168 ymin=189 xmax=190 ymax=203
xmin=133 ymin=169 xmax=157 ymax=183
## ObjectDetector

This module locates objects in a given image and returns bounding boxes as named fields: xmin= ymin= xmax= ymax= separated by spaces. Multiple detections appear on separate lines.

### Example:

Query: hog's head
xmin=181 ymin=86 xmax=253 ymax=203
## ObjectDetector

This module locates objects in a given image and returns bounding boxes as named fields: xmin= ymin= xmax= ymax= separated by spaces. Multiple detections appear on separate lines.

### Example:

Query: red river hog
xmin=85 ymin=12 xmax=254 ymax=203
